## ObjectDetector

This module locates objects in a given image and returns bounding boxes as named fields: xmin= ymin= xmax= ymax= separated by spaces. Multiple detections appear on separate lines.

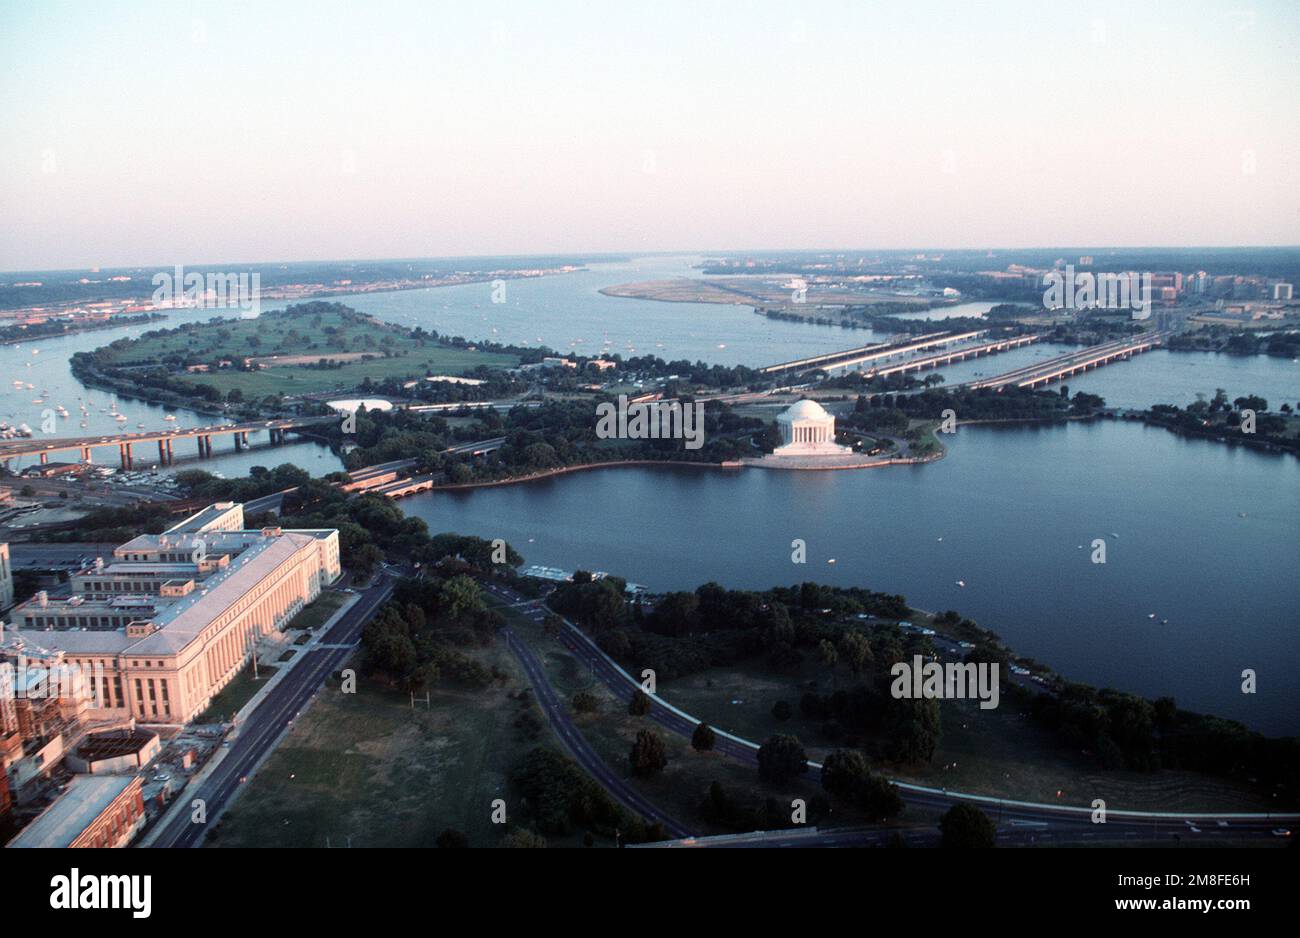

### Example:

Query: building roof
xmin=12 ymin=530 xmax=319 ymax=658
xmin=74 ymin=728 xmax=158 ymax=762
xmin=778 ymin=399 xmax=833 ymax=422
xmin=6 ymin=774 xmax=139 ymax=848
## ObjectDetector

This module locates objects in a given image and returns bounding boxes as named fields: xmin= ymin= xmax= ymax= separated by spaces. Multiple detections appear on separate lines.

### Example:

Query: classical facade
xmin=773 ymin=399 xmax=851 ymax=456
xmin=3 ymin=503 xmax=341 ymax=725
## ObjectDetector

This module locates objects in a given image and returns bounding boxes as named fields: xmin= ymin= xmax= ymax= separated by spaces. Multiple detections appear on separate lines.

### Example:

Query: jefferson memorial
xmin=773 ymin=399 xmax=851 ymax=456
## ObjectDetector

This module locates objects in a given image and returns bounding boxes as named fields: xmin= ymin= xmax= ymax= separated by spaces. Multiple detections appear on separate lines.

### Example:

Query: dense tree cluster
xmin=698 ymin=780 xmax=829 ymax=832
xmin=1025 ymin=683 xmax=1300 ymax=800
xmin=361 ymin=576 xmax=504 ymax=689
xmin=820 ymin=749 xmax=905 ymax=820
xmin=940 ymin=803 xmax=996 ymax=848
xmin=511 ymin=747 xmax=667 ymax=843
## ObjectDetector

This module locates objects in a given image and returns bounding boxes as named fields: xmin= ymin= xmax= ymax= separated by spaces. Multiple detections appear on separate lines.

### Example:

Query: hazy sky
xmin=2 ymin=0 xmax=1298 ymax=270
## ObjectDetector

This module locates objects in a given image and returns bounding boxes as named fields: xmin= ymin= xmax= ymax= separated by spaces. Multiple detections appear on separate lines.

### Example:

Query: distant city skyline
xmin=2 ymin=0 xmax=1298 ymax=270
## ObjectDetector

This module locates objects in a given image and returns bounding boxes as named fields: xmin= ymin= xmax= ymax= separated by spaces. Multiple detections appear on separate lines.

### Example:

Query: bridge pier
xmin=158 ymin=440 xmax=167 ymax=464
xmin=119 ymin=443 xmax=133 ymax=469
xmin=39 ymin=452 xmax=48 ymax=464
xmin=80 ymin=447 xmax=92 ymax=464
xmin=166 ymin=439 xmax=173 ymax=464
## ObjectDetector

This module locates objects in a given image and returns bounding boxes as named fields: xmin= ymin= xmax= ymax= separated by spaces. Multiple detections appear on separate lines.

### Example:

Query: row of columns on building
xmin=793 ymin=425 xmax=831 ymax=443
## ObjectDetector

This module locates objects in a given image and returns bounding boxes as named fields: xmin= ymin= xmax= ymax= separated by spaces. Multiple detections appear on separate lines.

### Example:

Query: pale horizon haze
xmin=2 ymin=0 xmax=1298 ymax=271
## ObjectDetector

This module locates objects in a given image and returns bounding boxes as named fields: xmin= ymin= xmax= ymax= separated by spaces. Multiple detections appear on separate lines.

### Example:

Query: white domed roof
xmin=778 ymin=399 xmax=832 ymax=422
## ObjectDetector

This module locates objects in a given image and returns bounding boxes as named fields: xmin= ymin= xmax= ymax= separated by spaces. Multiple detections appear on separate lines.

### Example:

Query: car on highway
xmin=1273 ymin=828 xmax=1292 ymax=837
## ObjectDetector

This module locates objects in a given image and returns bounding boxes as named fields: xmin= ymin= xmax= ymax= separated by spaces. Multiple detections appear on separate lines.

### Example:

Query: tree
xmin=821 ymin=749 xmax=871 ymax=801
xmin=350 ymin=542 xmax=384 ymax=579
xmin=818 ymin=639 xmax=839 ymax=687
xmin=838 ymin=630 xmax=873 ymax=676
xmin=757 ymin=734 xmax=807 ymax=784
xmin=939 ymin=804 xmax=996 ymax=848
xmin=572 ymin=691 xmax=600 ymax=714
xmin=771 ymin=699 xmax=793 ymax=721
xmin=887 ymin=697 xmax=941 ymax=764
xmin=821 ymin=749 xmax=903 ymax=820
xmin=438 ymin=574 xmax=484 ymax=620
xmin=629 ymin=729 xmax=668 ymax=776
xmin=628 ymin=689 xmax=651 ymax=716
xmin=691 ymin=722 xmax=716 ymax=752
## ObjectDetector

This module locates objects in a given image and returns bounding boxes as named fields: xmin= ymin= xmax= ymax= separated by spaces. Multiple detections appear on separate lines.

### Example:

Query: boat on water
xmin=114 ymin=414 xmax=128 ymax=422
xmin=163 ymin=414 xmax=177 ymax=421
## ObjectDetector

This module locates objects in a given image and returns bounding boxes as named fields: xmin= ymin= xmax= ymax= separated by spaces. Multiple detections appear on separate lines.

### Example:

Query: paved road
xmin=482 ymin=581 xmax=1298 ymax=846
xmin=501 ymin=624 xmax=691 ymax=838
xmin=148 ymin=577 xmax=393 ymax=848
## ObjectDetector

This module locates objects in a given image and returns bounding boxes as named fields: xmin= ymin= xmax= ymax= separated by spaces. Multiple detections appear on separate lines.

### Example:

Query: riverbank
xmin=430 ymin=459 xmax=733 ymax=491
xmin=1 ymin=312 xmax=167 ymax=346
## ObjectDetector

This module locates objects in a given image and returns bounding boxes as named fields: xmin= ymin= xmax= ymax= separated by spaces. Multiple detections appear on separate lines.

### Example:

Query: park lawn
xmin=205 ymin=641 xmax=591 ymax=848
xmin=195 ymin=662 xmax=281 ymax=724
xmin=495 ymin=601 xmax=907 ymax=835
xmin=284 ymin=590 xmax=348 ymax=632
xmin=98 ymin=306 xmax=518 ymax=398
xmin=661 ymin=661 xmax=1275 ymax=813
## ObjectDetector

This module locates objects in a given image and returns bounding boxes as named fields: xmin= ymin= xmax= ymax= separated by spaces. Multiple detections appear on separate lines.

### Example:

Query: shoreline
xmin=423 ymin=446 xmax=947 ymax=492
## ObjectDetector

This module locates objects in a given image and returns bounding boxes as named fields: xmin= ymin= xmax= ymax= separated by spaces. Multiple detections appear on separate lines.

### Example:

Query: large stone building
xmin=6 ymin=774 xmax=145 ymax=848
xmin=3 ymin=502 xmax=340 ymax=725
xmin=773 ymin=399 xmax=851 ymax=457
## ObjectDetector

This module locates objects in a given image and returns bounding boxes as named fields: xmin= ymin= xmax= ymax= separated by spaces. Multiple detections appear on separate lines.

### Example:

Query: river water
xmin=5 ymin=258 xmax=1297 ymax=732
xmin=402 ymin=421 xmax=1300 ymax=735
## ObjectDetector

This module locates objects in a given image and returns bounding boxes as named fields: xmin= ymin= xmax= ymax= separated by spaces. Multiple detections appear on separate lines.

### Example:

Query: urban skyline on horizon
xmin=3 ymin=0 xmax=1299 ymax=270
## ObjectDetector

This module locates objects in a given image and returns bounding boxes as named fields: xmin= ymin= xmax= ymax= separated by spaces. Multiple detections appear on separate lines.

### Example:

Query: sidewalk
xmin=138 ymin=590 xmax=361 ymax=847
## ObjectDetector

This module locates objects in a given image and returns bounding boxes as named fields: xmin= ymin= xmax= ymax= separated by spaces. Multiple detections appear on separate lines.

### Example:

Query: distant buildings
xmin=3 ymin=502 xmax=340 ymax=725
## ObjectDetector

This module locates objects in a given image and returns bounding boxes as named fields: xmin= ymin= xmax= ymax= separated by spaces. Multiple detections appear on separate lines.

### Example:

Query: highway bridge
xmin=861 ymin=333 xmax=1042 ymax=379
xmin=962 ymin=331 xmax=1171 ymax=390
xmin=758 ymin=330 xmax=985 ymax=375
xmin=0 ymin=415 xmax=337 ymax=469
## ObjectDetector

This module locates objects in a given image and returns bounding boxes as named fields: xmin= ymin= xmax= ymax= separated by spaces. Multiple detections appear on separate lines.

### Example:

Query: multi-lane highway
xmin=147 ymin=576 xmax=393 ymax=848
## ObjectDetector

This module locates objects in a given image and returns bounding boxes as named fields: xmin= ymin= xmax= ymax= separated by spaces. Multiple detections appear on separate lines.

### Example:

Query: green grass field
xmin=287 ymin=591 xmax=349 ymax=632
xmin=98 ymin=307 xmax=518 ymax=398
xmin=493 ymin=601 xmax=896 ymax=835
xmin=196 ymin=662 xmax=278 ymax=724
xmin=659 ymin=660 xmax=1275 ymax=813
xmin=206 ymin=641 xmax=592 ymax=848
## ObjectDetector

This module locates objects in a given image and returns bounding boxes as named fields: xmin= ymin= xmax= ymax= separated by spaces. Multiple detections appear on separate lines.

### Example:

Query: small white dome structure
xmin=774 ymin=399 xmax=850 ymax=456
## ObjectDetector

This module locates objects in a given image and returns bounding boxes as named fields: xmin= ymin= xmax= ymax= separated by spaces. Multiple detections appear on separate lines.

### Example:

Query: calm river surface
xmin=403 ymin=420 xmax=1300 ymax=735
xmin=6 ymin=258 xmax=1297 ymax=733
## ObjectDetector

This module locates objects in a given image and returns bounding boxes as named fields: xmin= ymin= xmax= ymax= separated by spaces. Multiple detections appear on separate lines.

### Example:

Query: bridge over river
xmin=0 ymin=415 xmax=337 ymax=469
xmin=961 ymin=331 xmax=1171 ymax=390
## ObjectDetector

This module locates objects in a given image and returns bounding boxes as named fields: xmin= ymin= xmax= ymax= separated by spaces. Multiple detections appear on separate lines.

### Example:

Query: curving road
xmin=501 ymin=625 xmax=691 ymax=838
xmin=482 ymin=580 xmax=1299 ymax=846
